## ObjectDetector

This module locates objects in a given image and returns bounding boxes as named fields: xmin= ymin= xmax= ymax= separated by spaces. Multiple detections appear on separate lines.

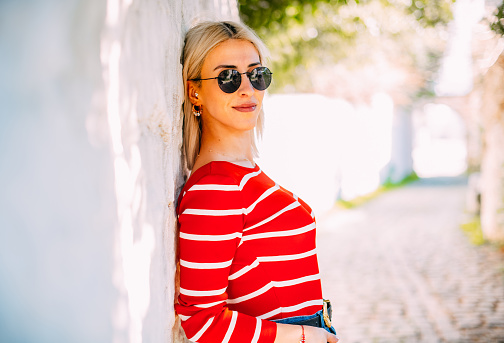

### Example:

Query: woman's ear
xmin=188 ymin=82 xmax=200 ymax=106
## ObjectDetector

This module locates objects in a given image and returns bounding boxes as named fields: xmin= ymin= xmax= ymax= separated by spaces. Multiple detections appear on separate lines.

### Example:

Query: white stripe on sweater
xmin=228 ymin=260 xmax=261 ymax=281
xmin=251 ymin=318 xmax=262 ymax=343
xmin=259 ymin=248 xmax=317 ymax=262
xmin=188 ymin=316 xmax=214 ymax=341
xmin=183 ymin=183 xmax=278 ymax=218
xmin=189 ymin=184 xmax=240 ymax=191
xmin=228 ymin=248 xmax=317 ymax=280
xmin=227 ymin=274 xmax=320 ymax=304
xmin=257 ymin=299 xmax=323 ymax=319
xmin=241 ymin=222 xmax=315 ymax=243
xmin=182 ymin=208 xmax=243 ymax=216
xmin=178 ymin=314 xmax=191 ymax=321
xmin=239 ymin=170 xmax=262 ymax=189
xmin=180 ymin=286 xmax=227 ymax=297
xmin=179 ymin=231 xmax=242 ymax=241
xmin=194 ymin=300 xmax=226 ymax=308
xmin=243 ymin=201 xmax=301 ymax=232
xmin=243 ymin=184 xmax=279 ymax=215
xmin=187 ymin=170 xmax=262 ymax=192
xmin=180 ymin=259 xmax=233 ymax=269
xmin=222 ymin=311 xmax=238 ymax=343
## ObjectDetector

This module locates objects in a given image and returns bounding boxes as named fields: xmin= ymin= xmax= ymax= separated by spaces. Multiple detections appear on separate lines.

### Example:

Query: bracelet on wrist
xmin=300 ymin=325 xmax=305 ymax=343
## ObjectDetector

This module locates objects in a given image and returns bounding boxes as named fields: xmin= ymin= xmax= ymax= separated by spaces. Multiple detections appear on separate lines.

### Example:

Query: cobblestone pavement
xmin=317 ymin=177 xmax=504 ymax=343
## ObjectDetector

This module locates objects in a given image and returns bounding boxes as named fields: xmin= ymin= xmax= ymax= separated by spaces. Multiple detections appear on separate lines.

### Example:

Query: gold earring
xmin=192 ymin=105 xmax=201 ymax=117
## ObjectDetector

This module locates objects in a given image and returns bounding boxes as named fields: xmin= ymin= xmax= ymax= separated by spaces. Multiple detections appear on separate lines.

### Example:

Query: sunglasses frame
xmin=189 ymin=66 xmax=272 ymax=94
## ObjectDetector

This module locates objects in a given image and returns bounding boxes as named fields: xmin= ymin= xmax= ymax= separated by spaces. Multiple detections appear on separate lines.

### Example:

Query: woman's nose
xmin=238 ymin=74 xmax=255 ymax=96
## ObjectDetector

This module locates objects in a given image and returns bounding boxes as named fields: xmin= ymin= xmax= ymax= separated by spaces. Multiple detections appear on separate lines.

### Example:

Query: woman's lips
xmin=233 ymin=104 xmax=257 ymax=112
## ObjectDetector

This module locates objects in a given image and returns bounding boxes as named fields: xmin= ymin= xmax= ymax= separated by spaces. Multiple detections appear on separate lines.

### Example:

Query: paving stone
xmin=317 ymin=176 xmax=504 ymax=343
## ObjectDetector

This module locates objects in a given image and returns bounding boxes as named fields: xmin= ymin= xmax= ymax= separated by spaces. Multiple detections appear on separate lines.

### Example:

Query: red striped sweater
xmin=176 ymin=161 xmax=323 ymax=343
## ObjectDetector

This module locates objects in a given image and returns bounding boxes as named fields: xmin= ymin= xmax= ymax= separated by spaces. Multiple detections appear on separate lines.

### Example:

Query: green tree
xmin=238 ymin=0 xmax=453 ymax=97
xmin=490 ymin=0 xmax=504 ymax=35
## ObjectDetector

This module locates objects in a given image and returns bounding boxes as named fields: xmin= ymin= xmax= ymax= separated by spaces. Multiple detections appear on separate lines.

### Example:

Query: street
xmin=317 ymin=177 xmax=504 ymax=343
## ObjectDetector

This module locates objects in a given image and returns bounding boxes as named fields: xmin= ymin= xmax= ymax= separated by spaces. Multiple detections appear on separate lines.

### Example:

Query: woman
xmin=176 ymin=20 xmax=339 ymax=343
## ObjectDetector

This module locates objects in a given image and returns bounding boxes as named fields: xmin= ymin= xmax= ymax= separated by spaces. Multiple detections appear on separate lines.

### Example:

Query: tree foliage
xmin=490 ymin=0 xmax=504 ymax=36
xmin=238 ymin=0 xmax=454 ymax=98
xmin=239 ymin=0 xmax=343 ymax=35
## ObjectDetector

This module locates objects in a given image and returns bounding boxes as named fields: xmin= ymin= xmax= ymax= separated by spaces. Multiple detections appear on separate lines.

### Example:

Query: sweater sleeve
xmin=175 ymin=174 xmax=277 ymax=343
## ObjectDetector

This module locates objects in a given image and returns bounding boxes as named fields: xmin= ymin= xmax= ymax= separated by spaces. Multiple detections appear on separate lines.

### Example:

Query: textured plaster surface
xmin=0 ymin=0 xmax=237 ymax=342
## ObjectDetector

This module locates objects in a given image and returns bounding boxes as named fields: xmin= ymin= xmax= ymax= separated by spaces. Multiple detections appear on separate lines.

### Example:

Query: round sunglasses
xmin=189 ymin=66 xmax=272 ymax=94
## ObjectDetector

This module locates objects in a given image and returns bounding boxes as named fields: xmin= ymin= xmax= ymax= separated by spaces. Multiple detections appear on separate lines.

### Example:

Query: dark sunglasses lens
xmin=249 ymin=67 xmax=272 ymax=91
xmin=218 ymin=69 xmax=241 ymax=93
xmin=216 ymin=67 xmax=272 ymax=93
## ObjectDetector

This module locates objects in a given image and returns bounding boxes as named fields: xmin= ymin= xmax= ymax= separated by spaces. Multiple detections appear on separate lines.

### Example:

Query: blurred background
xmin=236 ymin=0 xmax=504 ymax=341
xmin=237 ymin=0 xmax=502 ymax=216
xmin=1 ymin=0 xmax=503 ymax=342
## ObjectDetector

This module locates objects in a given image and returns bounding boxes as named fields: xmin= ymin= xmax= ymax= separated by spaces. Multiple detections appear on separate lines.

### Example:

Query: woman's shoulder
xmin=177 ymin=161 xmax=258 ymax=214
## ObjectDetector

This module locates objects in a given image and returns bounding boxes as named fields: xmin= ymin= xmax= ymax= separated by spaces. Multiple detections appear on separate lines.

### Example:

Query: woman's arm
xmin=274 ymin=323 xmax=339 ymax=343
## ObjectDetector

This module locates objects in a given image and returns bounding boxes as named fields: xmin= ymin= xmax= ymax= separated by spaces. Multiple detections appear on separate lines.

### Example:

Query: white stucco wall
xmin=0 ymin=1 xmax=237 ymax=342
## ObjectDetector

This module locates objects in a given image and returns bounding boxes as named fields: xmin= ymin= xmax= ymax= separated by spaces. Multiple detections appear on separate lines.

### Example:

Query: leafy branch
xmin=490 ymin=0 xmax=504 ymax=36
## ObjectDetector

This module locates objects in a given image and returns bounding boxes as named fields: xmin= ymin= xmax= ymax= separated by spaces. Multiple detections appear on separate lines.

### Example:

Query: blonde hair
xmin=181 ymin=21 xmax=269 ymax=170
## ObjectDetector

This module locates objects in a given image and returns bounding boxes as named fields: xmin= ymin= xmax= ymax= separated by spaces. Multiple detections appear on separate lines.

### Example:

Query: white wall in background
xmin=258 ymin=93 xmax=413 ymax=216
xmin=412 ymin=103 xmax=467 ymax=178
xmin=0 ymin=1 xmax=237 ymax=342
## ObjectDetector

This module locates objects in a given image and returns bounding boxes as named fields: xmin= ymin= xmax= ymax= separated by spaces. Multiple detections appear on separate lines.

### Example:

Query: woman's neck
xmin=193 ymin=132 xmax=255 ymax=171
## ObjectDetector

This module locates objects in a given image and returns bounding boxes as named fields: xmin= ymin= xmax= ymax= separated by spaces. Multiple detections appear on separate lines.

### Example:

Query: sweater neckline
xmin=184 ymin=160 xmax=259 ymax=191
xmin=192 ymin=160 xmax=257 ymax=174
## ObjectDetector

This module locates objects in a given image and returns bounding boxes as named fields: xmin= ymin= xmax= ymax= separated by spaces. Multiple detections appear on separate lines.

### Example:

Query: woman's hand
xmin=304 ymin=325 xmax=339 ymax=342
xmin=274 ymin=323 xmax=339 ymax=343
